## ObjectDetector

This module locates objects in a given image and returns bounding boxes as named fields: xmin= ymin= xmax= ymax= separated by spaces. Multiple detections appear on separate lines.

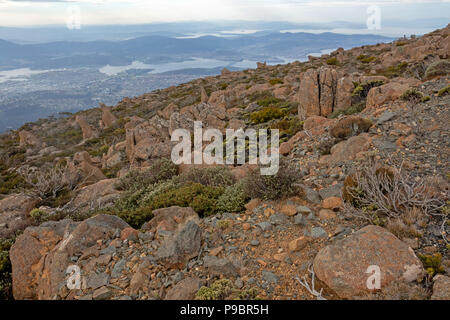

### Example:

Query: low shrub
xmin=250 ymin=107 xmax=285 ymax=124
xmin=437 ymin=85 xmax=450 ymax=97
xmin=0 ymin=238 xmax=14 ymax=300
xmin=216 ymin=181 xmax=249 ymax=213
xmin=244 ymin=160 xmax=301 ymax=200
xmin=400 ymin=88 xmax=430 ymax=103
xmin=271 ymin=117 xmax=304 ymax=137
xmin=424 ymin=60 xmax=450 ymax=79
xmin=268 ymin=78 xmax=283 ymax=85
xmin=357 ymin=55 xmax=376 ymax=63
xmin=196 ymin=279 xmax=233 ymax=300
xmin=330 ymin=116 xmax=373 ymax=140
xmin=328 ymin=101 xmax=366 ymax=119
xmin=177 ymin=166 xmax=235 ymax=188
xmin=418 ymin=253 xmax=445 ymax=278
xmin=115 ymin=158 xmax=178 ymax=192
xmin=326 ymin=57 xmax=338 ymax=65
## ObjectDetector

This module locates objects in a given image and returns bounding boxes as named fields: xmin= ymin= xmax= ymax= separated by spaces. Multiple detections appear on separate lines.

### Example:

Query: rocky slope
xmin=0 ymin=25 xmax=449 ymax=300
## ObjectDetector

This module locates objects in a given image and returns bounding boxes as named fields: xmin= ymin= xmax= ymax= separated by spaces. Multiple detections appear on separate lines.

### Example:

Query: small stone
xmin=209 ymin=246 xmax=223 ymax=256
xmin=296 ymin=206 xmax=312 ymax=214
xmin=318 ymin=209 xmax=337 ymax=220
xmin=235 ymin=278 xmax=244 ymax=289
xmin=274 ymin=253 xmax=288 ymax=262
xmin=309 ymin=227 xmax=328 ymax=238
xmin=322 ymin=197 xmax=343 ymax=210
xmin=257 ymin=222 xmax=272 ymax=231
xmin=269 ymin=213 xmax=289 ymax=225
xmin=288 ymin=237 xmax=309 ymax=252
xmin=251 ymin=240 xmax=260 ymax=246
xmin=262 ymin=271 xmax=279 ymax=284
xmin=280 ymin=204 xmax=297 ymax=216
xmin=242 ymin=223 xmax=251 ymax=231
xmin=294 ymin=214 xmax=307 ymax=226
xmin=93 ymin=286 xmax=113 ymax=300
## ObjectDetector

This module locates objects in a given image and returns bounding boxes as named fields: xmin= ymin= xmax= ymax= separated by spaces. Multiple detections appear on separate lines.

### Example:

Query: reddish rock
xmin=322 ymin=197 xmax=343 ymax=210
xmin=431 ymin=275 xmax=450 ymax=300
xmin=313 ymin=225 xmax=424 ymax=299
xmin=164 ymin=278 xmax=203 ymax=300
xmin=0 ymin=194 xmax=40 ymax=239
xmin=288 ymin=237 xmax=309 ymax=252
xmin=120 ymin=227 xmax=139 ymax=241
xmin=142 ymin=206 xmax=200 ymax=234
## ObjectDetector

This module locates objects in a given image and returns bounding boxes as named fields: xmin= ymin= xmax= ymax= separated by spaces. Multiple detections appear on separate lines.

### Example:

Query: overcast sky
xmin=0 ymin=0 xmax=449 ymax=27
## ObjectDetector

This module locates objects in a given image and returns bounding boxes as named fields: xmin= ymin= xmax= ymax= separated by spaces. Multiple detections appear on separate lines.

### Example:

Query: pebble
xmin=250 ymin=240 xmax=260 ymax=246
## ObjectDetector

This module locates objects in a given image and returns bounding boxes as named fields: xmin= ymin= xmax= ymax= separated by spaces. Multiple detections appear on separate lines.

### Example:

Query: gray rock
xmin=100 ymin=245 xmax=117 ymax=255
xmin=257 ymin=221 xmax=272 ymax=231
xmin=111 ymin=258 xmax=126 ymax=278
xmin=87 ymin=272 xmax=110 ymax=290
xmin=203 ymin=255 xmax=240 ymax=277
xmin=304 ymin=187 xmax=321 ymax=204
xmin=250 ymin=240 xmax=260 ymax=246
xmin=294 ymin=214 xmax=307 ymax=226
xmin=296 ymin=206 xmax=312 ymax=214
xmin=235 ymin=278 xmax=244 ymax=289
xmin=377 ymin=111 xmax=396 ymax=124
xmin=262 ymin=271 xmax=279 ymax=284
xmin=308 ymin=227 xmax=328 ymax=238
xmin=319 ymin=184 xmax=343 ymax=199
xmin=156 ymin=220 xmax=202 ymax=268
xmin=173 ymin=271 xmax=185 ymax=284
xmin=247 ymin=277 xmax=257 ymax=285
xmin=269 ymin=213 xmax=289 ymax=225
xmin=93 ymin=286 xmax=113 ymax=300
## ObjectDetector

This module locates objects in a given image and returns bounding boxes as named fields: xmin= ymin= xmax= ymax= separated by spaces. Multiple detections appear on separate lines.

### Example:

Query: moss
xmin=216 ymin=219 xmax=231 ymax=230
xmin=250 ymin=107 xmax=285 ymax=124
xmin=256 ymin=96 xmax=284 ymax=108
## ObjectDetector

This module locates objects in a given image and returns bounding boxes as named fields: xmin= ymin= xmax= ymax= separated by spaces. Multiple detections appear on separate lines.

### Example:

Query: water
xmin=0 ymin=68 xmax=63 ymax=83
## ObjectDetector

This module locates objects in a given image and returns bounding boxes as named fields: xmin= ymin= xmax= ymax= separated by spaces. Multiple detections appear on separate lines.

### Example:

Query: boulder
xmin=155 ymin=220 xmax=202 ymax=269
xmin=313 ymin=225 xmax=424 ymax=299
xmin=164 ymin=277 xmax=203 ymax=300
xmin=19 ymin=130 xmax=40 ymax=147
xmin=142 ymin=206 xmax=200 ymax=233
xmin=0 ymin=194 xmax=40 ymax=238
xmin=70 ymin=179 xmax=122 ymax=211
xmin=431 ymin=275 xmax=450 ymax=300
xmin=366 ymin=78 xmax=421 ymax=108
xmin=100 ymin=106 xmax=118 ymax=129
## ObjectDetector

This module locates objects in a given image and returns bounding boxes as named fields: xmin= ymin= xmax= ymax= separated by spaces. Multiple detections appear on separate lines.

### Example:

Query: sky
xmin=0 ymin=0 xmax=448 ymax=27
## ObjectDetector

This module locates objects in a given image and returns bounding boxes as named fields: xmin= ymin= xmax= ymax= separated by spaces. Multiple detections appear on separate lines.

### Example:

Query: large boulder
xmin=19 ymin=130 xmax=41 ymax=147
xmin=75 ymin=115 xmax=98 ymax=141
xmin=10 ymin=215 xmax=130 ymax=300
xmin=366 ymin=78 xmax=421 ymax=108
xmin=0 ymin=194 xmax=40 ymax=238
xmin=100 ymin=105 xmax=118 ymax=129
xmin=313 ymin=225 xmax=424 ymax=299
xmin=70 ymin=179 xmax=122 ymax=211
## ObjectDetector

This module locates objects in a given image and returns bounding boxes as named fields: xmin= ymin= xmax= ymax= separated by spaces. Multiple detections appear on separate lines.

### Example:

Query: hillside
xmin=0 ymin=24 xmax=449 ymax=300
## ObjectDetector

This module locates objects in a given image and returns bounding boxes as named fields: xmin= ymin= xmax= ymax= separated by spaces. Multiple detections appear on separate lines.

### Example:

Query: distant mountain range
xmin=0 ymin=32 xmax=394 ymax=70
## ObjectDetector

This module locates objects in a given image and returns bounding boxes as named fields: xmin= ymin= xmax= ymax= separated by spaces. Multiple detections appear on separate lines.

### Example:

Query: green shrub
xmin=177 ymin=166 xmax=235 ymax=188
xmin=250 ymin=107 xmax=285 ymax=124
xmin=0 ymin=238 xmax=14 ymax=300
xmin=378 ymin=62 xmax=409 ymax=78
xmin=418 ymin=253 xmax=445 ymax=278
xmin=256 ymin=96 xmax=284 ymax=108
xmin=268 ymin=78 xmax=284 ymax=85
xmin=326 ymin=57 xmax=338 ymax=65
xmin=217 ymin=181 xmax=249 ymax=213
xmin=424 ymin=60 xmax=450 ymax=79
xmin=196 ymin=279 xmax=233 ymax=300
xmin=29 ymin=208 xmax=50 ymax=224
xmin=271 ymin=117 xmax=304 ymax=136
xmin=328 ymin=101 xmax=366 ymax=118
xmin=400 ymin=88 xmax=430 ymax=103
xmin=219 ymin=83 xmax=229 ymax=90
xmin=115 ymin=158 xmax=178 ymax=192
xmin=437 ymin=85 xmax=450 ymax=97
xmin=244 ymin=160 xmax=301 ymax=200
xmin=357 ymin=55 xmax=376 ymax=63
